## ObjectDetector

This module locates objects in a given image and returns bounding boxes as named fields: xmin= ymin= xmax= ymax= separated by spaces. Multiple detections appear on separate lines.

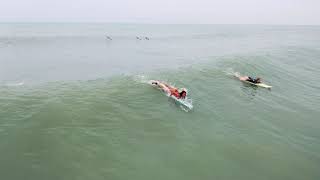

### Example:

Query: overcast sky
xmin=1 ymin=0 xmax=319 ymax=25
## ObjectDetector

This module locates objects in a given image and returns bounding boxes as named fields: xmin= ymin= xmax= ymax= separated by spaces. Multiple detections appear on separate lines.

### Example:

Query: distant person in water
xmin=238 ymin=76 xmax=262 ymax=84
xmin=152 ymin=81 xmax=187 ymax=99
xmin=145 ymin=37 xmax=150 ymax=40
xmin=106 ymin=36 xmax=112 ymax=40
xmin=136 ymin=36 xmax=141 ymax=40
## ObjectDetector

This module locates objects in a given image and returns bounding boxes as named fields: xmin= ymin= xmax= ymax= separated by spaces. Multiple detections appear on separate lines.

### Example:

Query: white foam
xmin=133 ymin=75 xmax=150 ymax=84
xmin=223 ymin=68 xmax=241 ymax=78
xmin=5 ymin=81 xmax=25 ymax=87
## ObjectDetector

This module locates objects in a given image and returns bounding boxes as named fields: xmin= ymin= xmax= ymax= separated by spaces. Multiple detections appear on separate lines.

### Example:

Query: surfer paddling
xmin=238 ymin=76 xmax=262 ymax=84
xmin=235 ymin=74 xmax=272 ymax=88
xmin=151 ymin=81 xmax=187 ymax=99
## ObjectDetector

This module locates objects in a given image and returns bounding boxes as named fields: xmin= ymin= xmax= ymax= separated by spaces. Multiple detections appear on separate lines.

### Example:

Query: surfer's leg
xmin=158 ymin=83 xmax=170 ymax=94
xmin=239 ymin=76 xmax=248 ymax=81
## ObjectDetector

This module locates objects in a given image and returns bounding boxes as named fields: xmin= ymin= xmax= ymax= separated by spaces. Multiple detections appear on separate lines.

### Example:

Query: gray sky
xmin=1 ymin=0 xmax=319 ymax=25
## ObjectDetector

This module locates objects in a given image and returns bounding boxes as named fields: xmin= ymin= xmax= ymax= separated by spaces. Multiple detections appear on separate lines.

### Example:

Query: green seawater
xmin=0 ymin=24 xmax=320 ymax=180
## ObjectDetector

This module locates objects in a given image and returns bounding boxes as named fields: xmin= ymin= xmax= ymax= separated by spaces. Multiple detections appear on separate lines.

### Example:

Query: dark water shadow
xmin=240 ymin=82 xmax=259 ymax=98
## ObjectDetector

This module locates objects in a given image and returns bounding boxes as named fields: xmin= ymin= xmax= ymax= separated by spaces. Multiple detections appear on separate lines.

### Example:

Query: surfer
xmin=234 ymin=73 xmax=271 ymax=88
xmin=239 ymin=76 xmax=262 ymax=84
xmin=152 ymin=81 xmax=187 ymax=99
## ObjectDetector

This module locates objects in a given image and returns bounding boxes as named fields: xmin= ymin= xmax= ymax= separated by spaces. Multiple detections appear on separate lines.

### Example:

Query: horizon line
xmin=0 ymin=21 xmax=320 ymax=26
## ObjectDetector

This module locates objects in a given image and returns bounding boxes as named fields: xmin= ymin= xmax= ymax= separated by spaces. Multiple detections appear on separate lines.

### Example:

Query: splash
xmin=176 ymin=97 xmax=193 ymax=111
xmin=133 ymin=75 xmax=150 ymax=84
xmin=4 ymin=81 xmax=25 ymax=87
xmin=224 ymin=68 xmax=240 ymax=78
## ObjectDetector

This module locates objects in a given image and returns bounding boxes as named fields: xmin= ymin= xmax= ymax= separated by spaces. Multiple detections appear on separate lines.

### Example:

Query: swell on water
xmin=1 ymin=24 xmax=320 ymax=180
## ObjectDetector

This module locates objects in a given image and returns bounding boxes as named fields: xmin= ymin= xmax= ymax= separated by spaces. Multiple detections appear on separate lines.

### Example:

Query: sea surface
xmin=0 ymin=23 xmax=320 ymax=180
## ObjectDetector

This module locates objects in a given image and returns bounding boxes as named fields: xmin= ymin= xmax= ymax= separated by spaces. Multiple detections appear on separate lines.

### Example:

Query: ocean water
xmin=0 ymin=23 xmax=320 ymax=180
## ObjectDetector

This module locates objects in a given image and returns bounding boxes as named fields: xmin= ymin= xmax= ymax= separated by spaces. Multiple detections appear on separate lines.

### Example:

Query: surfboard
xmin=241 ymin=80 xmax=272 ymax=88
xmin=233 ymin=74 xmax=272 ymax=89
xmin=148 ymin=80 xmax=193 ymax=110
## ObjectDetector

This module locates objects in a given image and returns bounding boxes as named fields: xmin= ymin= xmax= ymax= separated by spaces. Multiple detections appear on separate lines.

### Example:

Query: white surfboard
xmin=241 ymin=80 xmax=272 ymax=88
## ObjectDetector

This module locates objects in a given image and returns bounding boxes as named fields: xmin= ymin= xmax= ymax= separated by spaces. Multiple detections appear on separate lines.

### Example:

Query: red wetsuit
xmin=170 ymin=89 xmax=181 ymax=99
xmin=161 ymin=83 xmax=182 ymax=99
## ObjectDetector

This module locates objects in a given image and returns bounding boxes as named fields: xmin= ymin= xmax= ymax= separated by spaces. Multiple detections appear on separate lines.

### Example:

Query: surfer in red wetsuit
xmin=152 ymin=81 xmax=187 ymax=99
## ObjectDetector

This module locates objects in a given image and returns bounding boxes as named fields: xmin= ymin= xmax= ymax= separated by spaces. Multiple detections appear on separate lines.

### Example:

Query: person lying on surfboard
xmin=239 ymin=76 xmax=262 ymax=84
xmin=151 ymin=81 xmax=187 ymax=99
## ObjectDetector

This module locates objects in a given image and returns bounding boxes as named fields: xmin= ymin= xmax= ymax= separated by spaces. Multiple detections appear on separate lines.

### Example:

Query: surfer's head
xmin=179 ymin=90 xmax=187 ymax=99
